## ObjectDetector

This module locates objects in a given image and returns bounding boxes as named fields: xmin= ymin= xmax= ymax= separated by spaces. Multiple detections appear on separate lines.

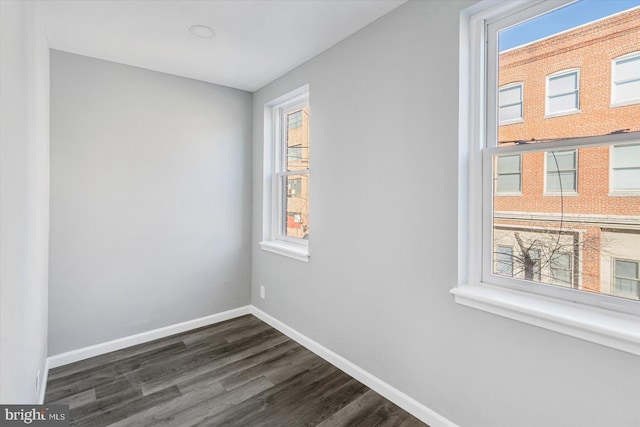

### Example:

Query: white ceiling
xmin=43 ymin=0 xmax=406 ymax=92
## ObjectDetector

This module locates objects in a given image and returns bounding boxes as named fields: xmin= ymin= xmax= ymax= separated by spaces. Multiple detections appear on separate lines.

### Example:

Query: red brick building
xmin=493 ymin=8 xmax=640 ymax=299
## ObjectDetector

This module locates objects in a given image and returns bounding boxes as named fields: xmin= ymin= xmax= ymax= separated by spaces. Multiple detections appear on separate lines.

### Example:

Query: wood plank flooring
xmin=45 ymin=315 xmax=427 ymax=426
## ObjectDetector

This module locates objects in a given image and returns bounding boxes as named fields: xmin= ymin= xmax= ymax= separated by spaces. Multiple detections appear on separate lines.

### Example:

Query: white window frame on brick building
xmin=498 ymin=82 xmax=524 ymax=124
xmin=611 ymin=51 xmax=640 ymax=107
xmin=260 ymin=85 xmax=310 ymax=262
xmin=544 ymin=149 xmax=578 ymax=195
xmin=545 ymin=68 xmax=580 ymax=117
xmin=495 ymin=154 xmax=522 ymax=195
xmin=610 ymin=143 xmax=640 ymax=195
xmin=455 ymin=0 xmax=640 ymax=357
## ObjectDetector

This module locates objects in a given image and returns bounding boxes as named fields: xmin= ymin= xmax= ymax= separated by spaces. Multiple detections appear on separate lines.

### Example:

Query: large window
xmin=498 ymin=83 xmax=523 ymax=124
xmin=612 ymin=52 xmax=640 ymax=106
xmin=260 ymin=86 xmax=310 ymax=261
xmin=456 ymin=0 xmax=640 ymax=356
xmin=546 ymin=69 xmax=580 ymax=116
xmin=545 ymin=149 xmax=577 ymax=194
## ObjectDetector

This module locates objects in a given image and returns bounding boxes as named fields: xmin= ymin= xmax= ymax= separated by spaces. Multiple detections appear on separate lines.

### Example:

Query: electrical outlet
xmin=260 ymin=285 xmax=266 ymax=299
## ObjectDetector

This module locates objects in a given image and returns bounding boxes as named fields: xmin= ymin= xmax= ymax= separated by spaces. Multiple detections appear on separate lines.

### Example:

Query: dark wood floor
xmin=45 ymin=315 xmax=427 ymax=426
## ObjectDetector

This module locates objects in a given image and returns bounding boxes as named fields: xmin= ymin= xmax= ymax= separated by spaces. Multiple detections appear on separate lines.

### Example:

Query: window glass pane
xmin=548 ymin=92 xmax=578 ymax=113
xmin=613 ymin=169 xmax=640 ymax=190
xmin=551 ymin=253 xmax=572 ymax=285
xmin=496 ymin=246 xmax=514 ymax=276
xmin=497 ymin=155 xmax=520 ymax=173
xmin=547 ymin=171 xmax=576 ymax=192
xmin=283 ymin=174 xmax=309 ymax=239
xmin=548 ymin=73 xmax=577 ymax=95
xmin=286 ymin=107 xmax=309 ymax=172
xmin=615 ymin=56 xmax=640 ymax=82
xmin=499 ymin=85 xmax=522 ymax=105
xmin=615 ymin=80 xmax=640 ymax=103
xmin=500 ymin=104 xmax=522 ymax=122
xmin=547 ymin=150 xmax=576 ymax=171
xmin=616 ymin=260 xmax=639 ymax=279
xmin=612 ymin=144 xmax=640 ymax=168
xmin=497 ymin=174 xmax=520 ymax=193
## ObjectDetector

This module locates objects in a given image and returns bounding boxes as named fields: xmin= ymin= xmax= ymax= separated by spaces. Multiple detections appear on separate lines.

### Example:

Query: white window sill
xmin=544 ymin=109 xmax=581 ymax=119
xmin=451 ymin=283 xmax=640 ymax=356
xmin=259 ymin=240 xmax=309 ymax=262
xmin=608 ymin=191 xmax=640 ymax=197
xmin=495 ymin=192 xmax=522 ymax=197
xmin=499 ymin=118 xmax=524 ymax=126
xmin=610 ymin=99 xmax=640 ymax=108
xmin=543 ymin=191 xmax=579 ymax=197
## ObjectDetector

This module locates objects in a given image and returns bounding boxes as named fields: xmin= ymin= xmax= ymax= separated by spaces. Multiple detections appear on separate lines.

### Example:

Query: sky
xmin=499 ymin=0 xmax=640 ymax=52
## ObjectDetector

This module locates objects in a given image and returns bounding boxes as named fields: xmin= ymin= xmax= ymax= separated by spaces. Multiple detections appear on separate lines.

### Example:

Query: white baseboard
xmin=249 ymin=306 xmax=458 ymax=427
xmin=46 ymin=306 xmax=251 ymax=370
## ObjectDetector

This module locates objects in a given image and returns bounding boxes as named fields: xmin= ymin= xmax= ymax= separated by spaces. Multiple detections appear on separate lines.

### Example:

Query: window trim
xmin=543 ymin=149 xmax=578 ymax=196
xmin=260 ymin=85 xmax=310 ymax=262
xmin=611 ymin=51 xmax=640 ymax=108
xmin=498 ymin=82 xmax=524 ymax=125
xmin=545 ymin=68 xmax=581 ymax=118
xmin=455 ymin=0 xmax=640 ymax=357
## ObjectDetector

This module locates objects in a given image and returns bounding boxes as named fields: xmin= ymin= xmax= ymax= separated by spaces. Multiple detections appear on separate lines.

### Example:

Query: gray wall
xmin=49 ymin=51 xmax=252 ymax=355
xmin=0 ymin=1 xmax=50 ymax=403
xmin=251 ymin=2 xmax=640 ymax=426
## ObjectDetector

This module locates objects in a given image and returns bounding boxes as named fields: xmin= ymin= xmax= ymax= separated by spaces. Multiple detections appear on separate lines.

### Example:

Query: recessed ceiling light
xmin=189 ymin=25 xmax=215 ymax=39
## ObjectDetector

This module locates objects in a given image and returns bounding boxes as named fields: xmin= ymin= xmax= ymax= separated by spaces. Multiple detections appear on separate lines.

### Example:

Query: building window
xmin=612 ymin=52 xmax=640 ymax=107
xmin=288 ymin=144 xmax=303 ymax=163
xmin=611 ymin=143 xmax=640 ymax=192
xmin=498 ymin=83 xmax=523 ymax=124
xmin=545 ymin=149 xmax=577 ymax=193
xmin=288 ymin=110 xmax=303 ymax=129
xmin=496 ymin=154 xmax=521 ymax=194
xmin=287 ymin=177 xmax=302 ymax=196
xmin=260 ymin=85 xmax=310 ymax=261
xmin=614 ymin=259 xmax=640 ymax=299
xmin=550 ymin=252 xmax=573 ymax=287
xmin=495 ymin=245 xmax=514 ymax=276
xmin=455 ymin=0 xmax=640 ymax=355
xmin=546 ymin=69 xmax=580 ymax=116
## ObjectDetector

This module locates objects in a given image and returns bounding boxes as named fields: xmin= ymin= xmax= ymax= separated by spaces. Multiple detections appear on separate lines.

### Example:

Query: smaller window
xmin=499 ymin=83 xmax=523 ymax=124
xmin=287 ymin=177 xmax=302 ymax=196
xmin=613 ymin=259 xmax=640 ymax=299
xmin=288 ymin=110 xmax=303 ymax=129
xmin=611 ymin=143 xmax=640 ymax=192
xmin=287 ymin=144 xmax=303 ymax=163
xmin=546 ymin=149 xmax=577 ymax=193
xmin=546 ymin=69 xmax=579 ymax=116
xmin=612 ymin=52 xmax=640 ymax=106
xmin=496 ymin=245 xmax=514 ymax=277
xmin=496 ymin=154 xmax=521 ymax=194
xmin=550 ymin=252 xmax=572 ymax=287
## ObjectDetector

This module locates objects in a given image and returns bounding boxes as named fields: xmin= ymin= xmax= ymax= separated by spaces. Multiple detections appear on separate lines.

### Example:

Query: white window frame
xmin=610 ymin=142 xmax=640 ymax=196
xmin=545 ymin=68 xmax=580 ymax=117
xmin=454 ymin=0 xmax=640 ymax=357
xmin=260 ymin=85 xmax=310 ymax=262
xmin=613 ymin=258 xmax=640 ymax=300
xmin=498 ymin=82 xmax=524 ymax=125
xmin=611 ymin=51 xmax=640 ymax=108
xmin=544 ymin=149 xmax=578 ymax=195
